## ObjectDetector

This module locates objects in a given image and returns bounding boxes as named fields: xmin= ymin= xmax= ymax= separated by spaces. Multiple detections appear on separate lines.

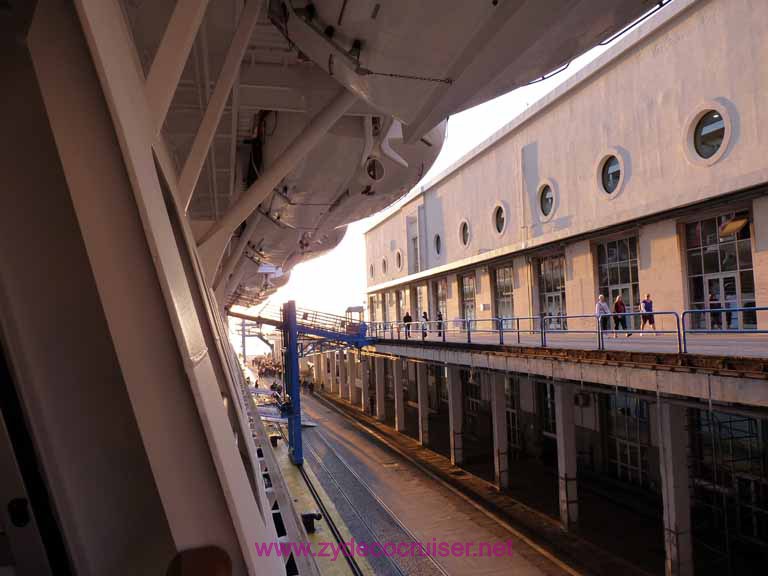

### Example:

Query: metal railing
xmin=681 ymin=306 xmax=768 ymax=353
xmin=366 ymin=306 xmax=768 ymax=356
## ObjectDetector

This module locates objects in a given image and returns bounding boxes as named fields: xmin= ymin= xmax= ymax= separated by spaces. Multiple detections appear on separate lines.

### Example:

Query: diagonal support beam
xmin=146 ymin=0 xmax=210 ymax=135
xmin=197 ymin=88 xmax=358 ymax=284
xmin=213 ymin=213 xmax=262 ymax=291
xmin=178 ymin=0 xmax=263 ymax=211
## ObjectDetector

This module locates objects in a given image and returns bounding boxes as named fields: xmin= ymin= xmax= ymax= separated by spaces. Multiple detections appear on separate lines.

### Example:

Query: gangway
xmin=228 ymin=302 xmax=371 ymax=466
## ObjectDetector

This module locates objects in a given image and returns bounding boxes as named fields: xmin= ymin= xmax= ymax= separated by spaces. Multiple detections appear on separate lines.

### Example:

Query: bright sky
xmin=230 ymin=36 xmax=628 ymax=354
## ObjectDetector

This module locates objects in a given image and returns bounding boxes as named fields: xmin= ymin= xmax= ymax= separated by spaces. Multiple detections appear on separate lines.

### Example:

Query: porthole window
xmin=540 ymin=185 xmax=554 ymax=217
xmin=459 ymin=220 xmax=471 ymax=247
xmin=381 ymin=258 xmax=387 ymax=274
xmin=395 ymin=250 xmax=402 ymax=270
xmin=684 ymin=103 xmax=732 ymax=167
xmin=434 ymin=234 xmax=442 ymax=255
xmin=369 ymin=264 xmax=374 ymax=279
xmin=493 ymin=205 xmax=506 ymax=234
xmin=694 ymin=110 xmax=725 ymax=159
xmin=601 ymin=156 xmax=621 ymax=194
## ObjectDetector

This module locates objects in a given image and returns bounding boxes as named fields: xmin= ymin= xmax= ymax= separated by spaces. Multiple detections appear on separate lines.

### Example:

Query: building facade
xmin=346 ymin=1 xmax=768 ymax=575
xmin=365 ymin=0 xmax=768 ymax=333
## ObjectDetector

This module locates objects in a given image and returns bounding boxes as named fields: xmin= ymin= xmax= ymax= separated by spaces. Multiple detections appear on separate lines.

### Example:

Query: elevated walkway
xmin=368 ymin=337 xmax=768 ymax=409
xmin=229 ymin=306 xmax=371 ymax=352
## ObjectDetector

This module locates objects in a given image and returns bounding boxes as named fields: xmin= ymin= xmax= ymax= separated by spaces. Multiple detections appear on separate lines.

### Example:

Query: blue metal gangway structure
xmin=228 ymin=302 xmax=370 ymax=465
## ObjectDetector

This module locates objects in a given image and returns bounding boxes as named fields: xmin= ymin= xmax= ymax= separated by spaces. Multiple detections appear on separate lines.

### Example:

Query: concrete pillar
xmin=317 ymin=354 xmax=326 ymax=390
xmin=416 ymin=363 xmax=429 ymax=446
xmin=476 ymin=267 xmax=493 ymax=325
xmin=360 ymin=356 xmax=370 ymax=412
xmin=374 ymin=357 xmax=385 ymax=421
xmin=338 ymin=351 xmax=348 ymax=400
xmin=564 ymin=240 xmax=597 ymax=330
xmin=753 ymin=196 xmax=768 ymax=329
xmin=447 ymin=366 xmax=463 ymax=466
xmin=554 ymin=380 xmax=578 ymax=530
xmin=638 ymin=219 xmax=685 ymax=332
xmin=659 ymin=403 xmax=694 ymax=576
xmin=490 ymin=373 xmax=509 ymax=490
xmin=328 ymin=352 xmax=337 ymax=395
xmin=446 ymin=274 xmax=461 ymax=329
xmin=393 ymin=359 xmax=406 ymax=433
xmin=513 ymin=256 xmax=535 ymax=329
xmin=347 ymin=351 xmax=356 ymax=403
xmin=312 ymin=354 xmax=321 ymax=387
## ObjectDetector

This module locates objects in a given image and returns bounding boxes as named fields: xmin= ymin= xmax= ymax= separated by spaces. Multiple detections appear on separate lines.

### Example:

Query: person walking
xmin=640 ymin=293 xmax=656 ymax=335
xmin=403 ymin=311 xmax=412 ymax=339
xmin=614 ymin=294 xmax=630 ymax=337
xmin=596 ymin=294 xmax=611 ymax=334
xmin=421 ymin=312 xmax=429 ymax=340
xmin=436 ymin=310 xmax=444 ymax=338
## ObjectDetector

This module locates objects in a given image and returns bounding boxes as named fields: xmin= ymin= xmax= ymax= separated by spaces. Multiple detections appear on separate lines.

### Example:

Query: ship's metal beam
xmin=146 ymin=0 xmax=210 ymax=135
xmin=178 ymin=0 xmax=262 ymax=211
xmin=214 ymin=213 xmax=263 ymax=291
xmin=196 ymin=87 xmax=357 ymax=283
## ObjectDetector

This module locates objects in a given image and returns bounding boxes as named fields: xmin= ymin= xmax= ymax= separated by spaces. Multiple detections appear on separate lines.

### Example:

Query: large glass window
xmin=606 ymin=392 xmax=652 ymax=489
xmin=432 ymin=277 xmax=447 ymax=320
xmin=685 ymin=212 xmax=755 ymax=330
xmin=597 ymin=236 xmax=640 ymax=328
xmin=540 ymin=380 xmax=556 ymax=436
xmin=460 ymin=273 xmax=476 ymax=324
xmin=493 ymin=265 xmax=514 ymax=328
xmin=381 ymin=292 xmax=390 ymax=323
xmin=689 ymin=409 xmax=768 ymax=571
xmin=505 ymin=375 xmax=522 ymax=455
xmin=538 ymin=255 xmax=566 ymax=329
xmin=416 ymin=285 xmax=424 ymax=319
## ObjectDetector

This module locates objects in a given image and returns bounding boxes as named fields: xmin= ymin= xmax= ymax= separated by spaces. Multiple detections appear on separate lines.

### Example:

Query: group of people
xmin=251 ymin=356 xmax=282 ymax=378
xmin=401 ymin=310 xmax=444 ymax=339
xmin=595 ymin=292 xmax=656 ymax=337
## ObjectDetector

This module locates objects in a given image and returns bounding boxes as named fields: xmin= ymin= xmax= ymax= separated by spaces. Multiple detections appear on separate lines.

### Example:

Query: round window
xmin=434 ymin=234 xmax=442 ymax=255
xmin=540 ymin=185 xmax=554 ymax=216
xmin=381 ymin=258 xmax=387 ymax=274
xmin=460 ymin=221 xmax=470 ymax=246
xmin=369 ymin=264 xmax=374 ymax=279
xmin=601 ymin=156 xmax=621 ymax=194
xmin=694 ymin=110 xmax=725 ymax=159
xmin=395 ymin=251 xmax=402 ymax=270
xmin=494 ymin=206 xmax=505 ymax=233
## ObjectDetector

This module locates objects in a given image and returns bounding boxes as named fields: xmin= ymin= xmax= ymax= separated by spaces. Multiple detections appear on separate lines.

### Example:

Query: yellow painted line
xmin=312 ymin=395 xmax=585 ymax=576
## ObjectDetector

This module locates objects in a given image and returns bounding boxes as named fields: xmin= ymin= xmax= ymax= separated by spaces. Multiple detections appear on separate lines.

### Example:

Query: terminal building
xmin=312 ymin=1 xmax=768 ymax=575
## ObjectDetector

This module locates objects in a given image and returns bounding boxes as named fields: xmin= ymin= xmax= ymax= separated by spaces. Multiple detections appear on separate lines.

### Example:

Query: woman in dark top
xmin=613 ymin=294 xmax=630 ymax=337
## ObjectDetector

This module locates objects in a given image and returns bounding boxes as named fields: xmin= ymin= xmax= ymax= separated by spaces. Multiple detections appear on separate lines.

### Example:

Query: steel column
xmin=283 ymin=301 xmax=302 ymax=465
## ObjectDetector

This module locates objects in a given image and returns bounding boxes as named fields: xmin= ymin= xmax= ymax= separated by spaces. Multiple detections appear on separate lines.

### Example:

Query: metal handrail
xmin=681 ymin=306 xmax=768 ymax=353
xmin=598 ymin=310 xmax=682 ymax=353
xmin=365 ymin=306 xmax=768 ymax=356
